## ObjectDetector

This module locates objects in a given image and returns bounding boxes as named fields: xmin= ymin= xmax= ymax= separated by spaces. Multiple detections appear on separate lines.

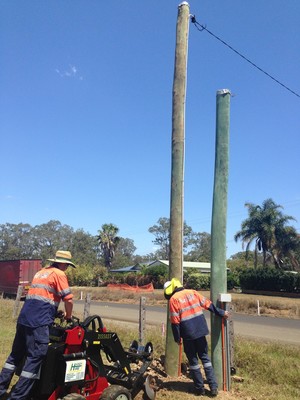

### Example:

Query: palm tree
xmin=97 ymin=223 xmax=120 ymax=269
xmin=234 ymin=198 xmax=298 ymax=269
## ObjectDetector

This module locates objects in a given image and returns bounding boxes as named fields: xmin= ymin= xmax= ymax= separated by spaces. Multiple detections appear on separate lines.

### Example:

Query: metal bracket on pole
xmin=218 ymin=293 xmax=232 ymax=391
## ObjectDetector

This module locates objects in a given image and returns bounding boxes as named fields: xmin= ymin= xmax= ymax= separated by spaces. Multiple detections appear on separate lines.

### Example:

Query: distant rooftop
xmin=110 ymin=259 xmax=214 ymax=274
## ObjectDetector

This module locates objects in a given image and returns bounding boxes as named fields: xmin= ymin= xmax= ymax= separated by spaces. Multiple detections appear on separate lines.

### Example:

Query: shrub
xmin=227 ymin=272 xmax=240 ymax=290
xmin=142 ymin=265 xmax=169 ymax=289
xmin=185 ymin=273 xmax=210 ymax=290
xmin=239 ymin=268 xmax=300 ymax=292
xmin=66 ymin=264 xmax=96 ymax=286
xmin=184 ymin=271 xmax=239 ymax=291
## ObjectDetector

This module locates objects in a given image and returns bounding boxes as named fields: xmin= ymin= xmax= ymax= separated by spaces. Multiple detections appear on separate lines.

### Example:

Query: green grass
xmin=233 ymin=336 xmax=300 ymax=400
xmin=0 ymin=299 xmax=299 ymax=400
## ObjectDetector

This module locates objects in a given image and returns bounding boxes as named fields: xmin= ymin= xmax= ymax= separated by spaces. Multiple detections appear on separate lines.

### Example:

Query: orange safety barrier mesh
xmin=107 ymin=283 xmax=154 ymax=292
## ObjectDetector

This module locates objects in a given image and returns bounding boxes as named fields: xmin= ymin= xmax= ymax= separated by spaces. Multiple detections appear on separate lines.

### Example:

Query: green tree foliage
xmin=32 ymin=220 xmax=74 ymax=261
xmin=184 ymin=271 xmax=239 ymax=291
xmin=148 ymin=217 xmax=196 ymax=259
xmin=66 ymin=264 xmax=96 ymax=286
xmin=97 ymin=223 xmax=120 ymax=269
xmin=0 ymin=223 xmax=34 ymax=259
xmin=185 ymin=232 xmax=211 ymax=262
xmin=239 ymin=268 xmax=300 ymax=293
xmin=185 ymin=273 xmax=210 ymax=290
xmin=271 ymin=225 xmax=300 ymax=271
xmin=0 ymin=220 xmax=99 ymax=268
xmin=229 ymin=251 xmax=254 ymax=261
xmin=148 ymin=217 xmax=170 ymax=259
xmin=234 ymin=198 xmax=300 ymax=271
xmin=227 ymin=251 xmax=262 ymax=272
xmin=112 ymin=238 xmax=137 ymax=268
xmin=70 ymin=229 xmax=99 ymax=266
xmin=141 ymin=264 xmax=168 ymax=288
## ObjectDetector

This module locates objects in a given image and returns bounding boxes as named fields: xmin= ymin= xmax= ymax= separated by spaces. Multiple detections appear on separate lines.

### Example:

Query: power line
xmin=191 ymin=16 xmax=300 ymax=99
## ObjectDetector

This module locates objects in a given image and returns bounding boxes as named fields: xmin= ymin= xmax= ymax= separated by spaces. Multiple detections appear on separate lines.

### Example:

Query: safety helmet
xmin=163 ymin=278 xmax=183 ymax=299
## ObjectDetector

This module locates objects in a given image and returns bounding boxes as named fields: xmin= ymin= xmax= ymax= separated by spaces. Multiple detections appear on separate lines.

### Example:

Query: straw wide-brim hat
xmin=47 ymin=250 xmax=76 ymax=268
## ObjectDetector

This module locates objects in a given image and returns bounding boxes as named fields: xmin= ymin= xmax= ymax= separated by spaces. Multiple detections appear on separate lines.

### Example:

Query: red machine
xmin=0 ymin=259 xmax=42 ymax=299
xmin=28 ymin=314 xmax=154 ymax=400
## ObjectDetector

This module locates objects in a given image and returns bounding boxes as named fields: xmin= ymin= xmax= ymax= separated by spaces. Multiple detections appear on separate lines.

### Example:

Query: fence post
xmin=139 ymin=296 xmax=146 ymax=347
xmin=83 ymin=292 xmax=91 ymax=320
xmin=12 ymin=285 xmax=23 ymax=319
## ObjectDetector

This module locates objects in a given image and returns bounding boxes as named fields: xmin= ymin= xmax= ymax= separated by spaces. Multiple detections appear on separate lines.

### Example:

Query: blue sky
xmin=1 ymin=1 xmax=300 ymax=258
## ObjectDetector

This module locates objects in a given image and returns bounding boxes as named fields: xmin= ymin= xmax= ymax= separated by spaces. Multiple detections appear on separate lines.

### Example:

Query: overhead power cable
xmin=191 ymin=15 xmax=300 ymax=99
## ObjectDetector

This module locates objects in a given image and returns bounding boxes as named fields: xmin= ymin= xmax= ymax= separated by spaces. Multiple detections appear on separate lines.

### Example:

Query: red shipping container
xmin=0 ymin=259 xmax=42 ymax=299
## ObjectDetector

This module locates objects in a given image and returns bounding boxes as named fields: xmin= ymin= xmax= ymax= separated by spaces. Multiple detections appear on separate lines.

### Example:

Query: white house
xmin=109 ymin=259 xmax=225 ymax=274
xmin=146 ymin=260 xmax=212 ymax=274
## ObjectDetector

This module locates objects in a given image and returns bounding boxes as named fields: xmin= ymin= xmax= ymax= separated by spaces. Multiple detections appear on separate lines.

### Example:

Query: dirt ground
xmin=134 ymin=357 xmax=245 ymax=400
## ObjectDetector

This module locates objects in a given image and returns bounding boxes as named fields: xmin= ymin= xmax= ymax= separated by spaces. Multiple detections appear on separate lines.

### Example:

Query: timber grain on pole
xmin=165 ymin=1 xmax=190 ymax=377
xmin=211 ymin=89 xmax=231 ymax=387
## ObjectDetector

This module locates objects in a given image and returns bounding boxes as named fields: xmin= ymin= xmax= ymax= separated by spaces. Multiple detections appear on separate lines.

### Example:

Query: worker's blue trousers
xmin=183 ymin=336 xmax=218 ymax=391
xmin=0 ymin=324 xmax=49 ymax=400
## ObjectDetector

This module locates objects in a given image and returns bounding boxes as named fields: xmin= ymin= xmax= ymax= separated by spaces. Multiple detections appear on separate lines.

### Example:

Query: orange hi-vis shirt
xmin=169 ymin=288 xmax=223 ymax=342
xmin=17 ymin=266 xmax=73 ymax=328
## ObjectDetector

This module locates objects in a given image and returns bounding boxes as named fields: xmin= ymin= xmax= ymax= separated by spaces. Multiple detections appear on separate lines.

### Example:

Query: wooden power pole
xmin=211 ymin=89 xmax=231 ymax=386
xmin=165 ymin=1 xmax=190 ymax=377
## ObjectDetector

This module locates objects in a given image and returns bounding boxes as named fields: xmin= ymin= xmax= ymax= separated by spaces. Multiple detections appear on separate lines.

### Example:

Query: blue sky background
xmin=1 ymin=1 xmax=299 ymax=258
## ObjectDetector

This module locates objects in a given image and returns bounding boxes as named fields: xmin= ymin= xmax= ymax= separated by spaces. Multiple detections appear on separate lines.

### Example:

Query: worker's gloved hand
xmin=224 ymin=311 xmax=230 ymax=319
xmin=64 ymin=316 xmax=79 ymax=328
xmin=56 ymin=310 xmax=65 ymax=319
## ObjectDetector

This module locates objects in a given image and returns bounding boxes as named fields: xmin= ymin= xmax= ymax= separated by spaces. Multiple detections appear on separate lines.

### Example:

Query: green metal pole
xmin=165 ymin=1 xmax=190 ymax=377
xmin=210 ymin=89 xmax=231 ymax=387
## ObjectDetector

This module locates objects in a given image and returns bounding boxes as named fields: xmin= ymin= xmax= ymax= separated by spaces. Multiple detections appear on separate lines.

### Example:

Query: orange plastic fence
xmin=107 ymin=283 xmax=154 ymax=292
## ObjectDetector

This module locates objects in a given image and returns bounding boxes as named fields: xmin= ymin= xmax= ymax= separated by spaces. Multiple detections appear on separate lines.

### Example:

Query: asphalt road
xmin=73 ymin=300 xmax=300 ymax=345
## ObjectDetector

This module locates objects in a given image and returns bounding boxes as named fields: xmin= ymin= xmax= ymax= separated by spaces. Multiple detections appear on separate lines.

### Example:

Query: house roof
xmin=110 ymin=265 xmax=141 ymax=273
xmin=111 ymin=259 xmax=227 ymax=274
xmin=147 ymin=259 xmax=212 ymax=272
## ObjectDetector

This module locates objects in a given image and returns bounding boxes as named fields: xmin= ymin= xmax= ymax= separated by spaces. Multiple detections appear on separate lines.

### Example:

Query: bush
xmin=184 ymin=271 xmax=239 ymax=291
xmin=227 ymin=272 xmax=240 ymax=290
xmin=185 ymin=273 xmax=210 ymax=290
xmin=239 ymin=268 xmax=300 ymax=292
xmin=66 ymin=264 xmax=97 ymax=286
xmin=142 ymin=265 xmax=169 ymax=289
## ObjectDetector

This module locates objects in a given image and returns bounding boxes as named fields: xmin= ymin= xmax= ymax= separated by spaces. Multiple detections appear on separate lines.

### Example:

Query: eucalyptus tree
xmin=0 ymin=223 xmax=34 ymax=259
xmin=112 ymin=237 xmax=137 ymax=268
xmin=32 ymin=220 xmax=74 ymax=262
xmin=70 ymin=229 xmax=99 ymax=266
xmin=97 ymin=223 xmax=120 ymax=269
xmin=148 ymin=217 xmax=194 ymax=260
xmin=148 ymin=217 xmax=170 ymax=259
xmin=234 ymin=198 xmax=298 ymax=269
xmin=186 ymin=231 xmax=211 ymax=262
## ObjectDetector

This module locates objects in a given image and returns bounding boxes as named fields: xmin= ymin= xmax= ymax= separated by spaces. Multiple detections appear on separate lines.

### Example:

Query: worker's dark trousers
xmin=183 ymin=336 xmax=218 ymax=390
xmin=0 ymin=324 xmax=49 ymax=400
